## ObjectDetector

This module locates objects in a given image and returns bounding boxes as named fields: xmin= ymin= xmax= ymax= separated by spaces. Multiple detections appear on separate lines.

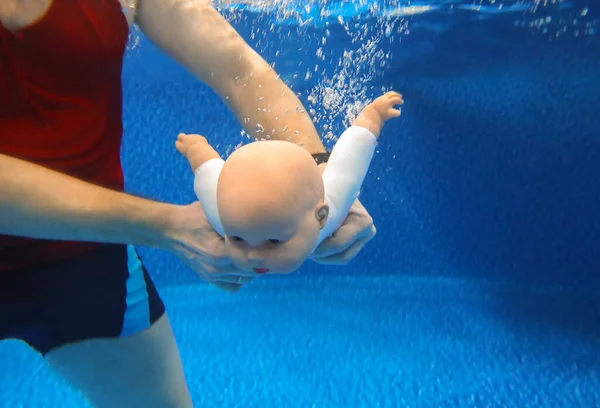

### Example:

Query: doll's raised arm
xmin=316 ymin=91 xmax=403 ymax=247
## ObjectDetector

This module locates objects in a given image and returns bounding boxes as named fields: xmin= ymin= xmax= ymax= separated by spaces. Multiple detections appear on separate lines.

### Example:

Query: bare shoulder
xmin=0 ymin=0 xmax=52 ymax=32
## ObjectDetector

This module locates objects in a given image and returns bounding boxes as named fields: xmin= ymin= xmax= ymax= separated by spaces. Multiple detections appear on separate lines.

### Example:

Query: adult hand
xmin=310 ymin=198 xmax=376 ymax=265
xmin=162 ymin=201 xmax=253 ymax=292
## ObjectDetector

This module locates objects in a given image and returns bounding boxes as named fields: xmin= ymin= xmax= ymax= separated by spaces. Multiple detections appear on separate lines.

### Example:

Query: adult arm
xmin=135 ymin=0 xmax=326 ymax=154
xmin=0 ymin=153 xmax=169 ymax=247
xmin=0 ymin=153 xmax=251 ymax=285
xmin=135 ymin=0 xmax=377 ymax=265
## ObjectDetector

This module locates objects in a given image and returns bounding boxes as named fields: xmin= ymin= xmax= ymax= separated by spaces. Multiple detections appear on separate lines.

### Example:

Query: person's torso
xmin=0 ymin=0 xmax=132 ymax=271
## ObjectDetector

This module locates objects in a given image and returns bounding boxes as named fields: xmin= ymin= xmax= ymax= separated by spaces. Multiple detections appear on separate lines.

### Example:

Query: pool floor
xmin=1 ymin=274 xmax=599 ymax=407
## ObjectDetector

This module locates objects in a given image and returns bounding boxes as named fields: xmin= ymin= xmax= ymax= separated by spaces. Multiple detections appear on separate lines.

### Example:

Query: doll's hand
xmin=175 ymin=133 xmax=221 ymax=171
xmin=371 ymin=91 xmax=403 ymax=122
xmin=355 ymin=91 xmax=403 ymax=138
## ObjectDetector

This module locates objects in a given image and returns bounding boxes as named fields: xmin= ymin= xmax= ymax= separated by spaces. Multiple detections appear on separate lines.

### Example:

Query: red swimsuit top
xmin=0 ymin=0 xmax=130 ymax=271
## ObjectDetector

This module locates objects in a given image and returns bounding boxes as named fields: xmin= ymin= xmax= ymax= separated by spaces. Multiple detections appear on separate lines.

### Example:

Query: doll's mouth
xmin=253 ymin=268 xmax=269 ymax=274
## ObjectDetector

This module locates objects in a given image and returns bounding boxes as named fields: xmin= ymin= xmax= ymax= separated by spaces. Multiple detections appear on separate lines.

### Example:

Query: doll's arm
xmin=193 ymin=158 xmax=226 ymax=237
xmin=175 ymin=133 xmax=226 ymax=236
xmin=315 ymin=92 xmax=403 ymax=247
xmin=316 ymin=125 xmax=378 ymax=246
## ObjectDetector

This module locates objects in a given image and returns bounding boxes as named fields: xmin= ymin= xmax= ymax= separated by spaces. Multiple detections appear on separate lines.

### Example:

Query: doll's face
xmin=216 ymin=139 xmax=328 ymax=274
xmin=222 ymin=204 xmax=327 ymax=275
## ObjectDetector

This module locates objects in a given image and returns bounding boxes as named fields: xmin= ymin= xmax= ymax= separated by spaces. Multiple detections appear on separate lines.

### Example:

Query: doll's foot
xmin=175 ymin=133 xmax=220 ymax=171
xmin=175 ymin=133 xmax=208 ymax=157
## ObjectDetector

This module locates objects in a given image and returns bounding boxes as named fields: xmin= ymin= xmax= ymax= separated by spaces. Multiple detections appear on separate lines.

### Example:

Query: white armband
xmin=193 ymin=158 xmax=226 ymax=237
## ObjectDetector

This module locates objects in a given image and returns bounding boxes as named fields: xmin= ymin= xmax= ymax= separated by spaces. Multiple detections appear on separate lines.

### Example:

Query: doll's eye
xmin=268 ymin=239 xmax=281 ymax=244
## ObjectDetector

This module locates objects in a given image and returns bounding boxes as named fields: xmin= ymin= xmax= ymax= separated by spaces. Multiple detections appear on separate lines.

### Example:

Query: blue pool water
xmin=1 ymin=1 xmax=600 ymax=406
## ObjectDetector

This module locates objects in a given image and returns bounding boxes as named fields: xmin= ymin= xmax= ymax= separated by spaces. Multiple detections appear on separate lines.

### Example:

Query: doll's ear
xmin=315 ymin=203 xmax=329 ymax=229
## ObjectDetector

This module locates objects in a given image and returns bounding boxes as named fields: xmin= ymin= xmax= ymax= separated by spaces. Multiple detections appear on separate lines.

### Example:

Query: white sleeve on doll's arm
xmin=193 ymin=158 xmax=226 ymax=237
xmin=315 ymin=125 xmax=377 ymax=248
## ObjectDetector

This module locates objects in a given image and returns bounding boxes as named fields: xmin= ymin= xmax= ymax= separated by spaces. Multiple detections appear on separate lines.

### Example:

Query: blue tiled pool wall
xmin=120 ymin=14 xmax=600 ymax=289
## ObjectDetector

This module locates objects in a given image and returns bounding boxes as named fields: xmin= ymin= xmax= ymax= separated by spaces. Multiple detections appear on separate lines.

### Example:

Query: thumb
xmin=175 ymin=140 xmax=184 ymax=154
xmin=175 ymin=134 xmax=187 ymax=154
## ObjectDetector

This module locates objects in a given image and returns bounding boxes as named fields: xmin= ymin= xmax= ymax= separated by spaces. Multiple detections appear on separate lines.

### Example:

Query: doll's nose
xmin=247 ymin=249 xmax=265 ymax=265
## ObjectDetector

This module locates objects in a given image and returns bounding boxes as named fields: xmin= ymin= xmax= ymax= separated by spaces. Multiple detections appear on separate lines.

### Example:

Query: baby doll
xmin=176 ymin=91 xmax=403 ymax=275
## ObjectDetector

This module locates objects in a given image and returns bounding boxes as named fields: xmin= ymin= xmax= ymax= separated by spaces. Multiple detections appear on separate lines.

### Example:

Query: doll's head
xmin=217 ymin=140 xmax=329 ymax=274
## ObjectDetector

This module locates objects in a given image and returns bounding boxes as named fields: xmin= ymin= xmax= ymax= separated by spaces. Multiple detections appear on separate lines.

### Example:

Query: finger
xmin=178 ymin=240 xmax=232 ymax=268
xmin=388 ymin=109 xmax=402 ymax=118
xmin=212 ymin=275 xmax=253 ymax=284
xmin=312 ymin=226 xmax=375 ymax=265
xmin=388 ymin=95 xmax=404 ymax=105
xmin=175 ymin=140 xmax=183 ymax=153
xmin=312 ymin=221 xmax=373 ymax=259
xmin=213 ymin=282 xmax=244 ymax=293
xmin=175 ymin=139 xmax=186 ymax=154
xmin=200 ymin=261 xmax=256 ymax=278
xmin=180 ymin=253 xmax=254 ymax=279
